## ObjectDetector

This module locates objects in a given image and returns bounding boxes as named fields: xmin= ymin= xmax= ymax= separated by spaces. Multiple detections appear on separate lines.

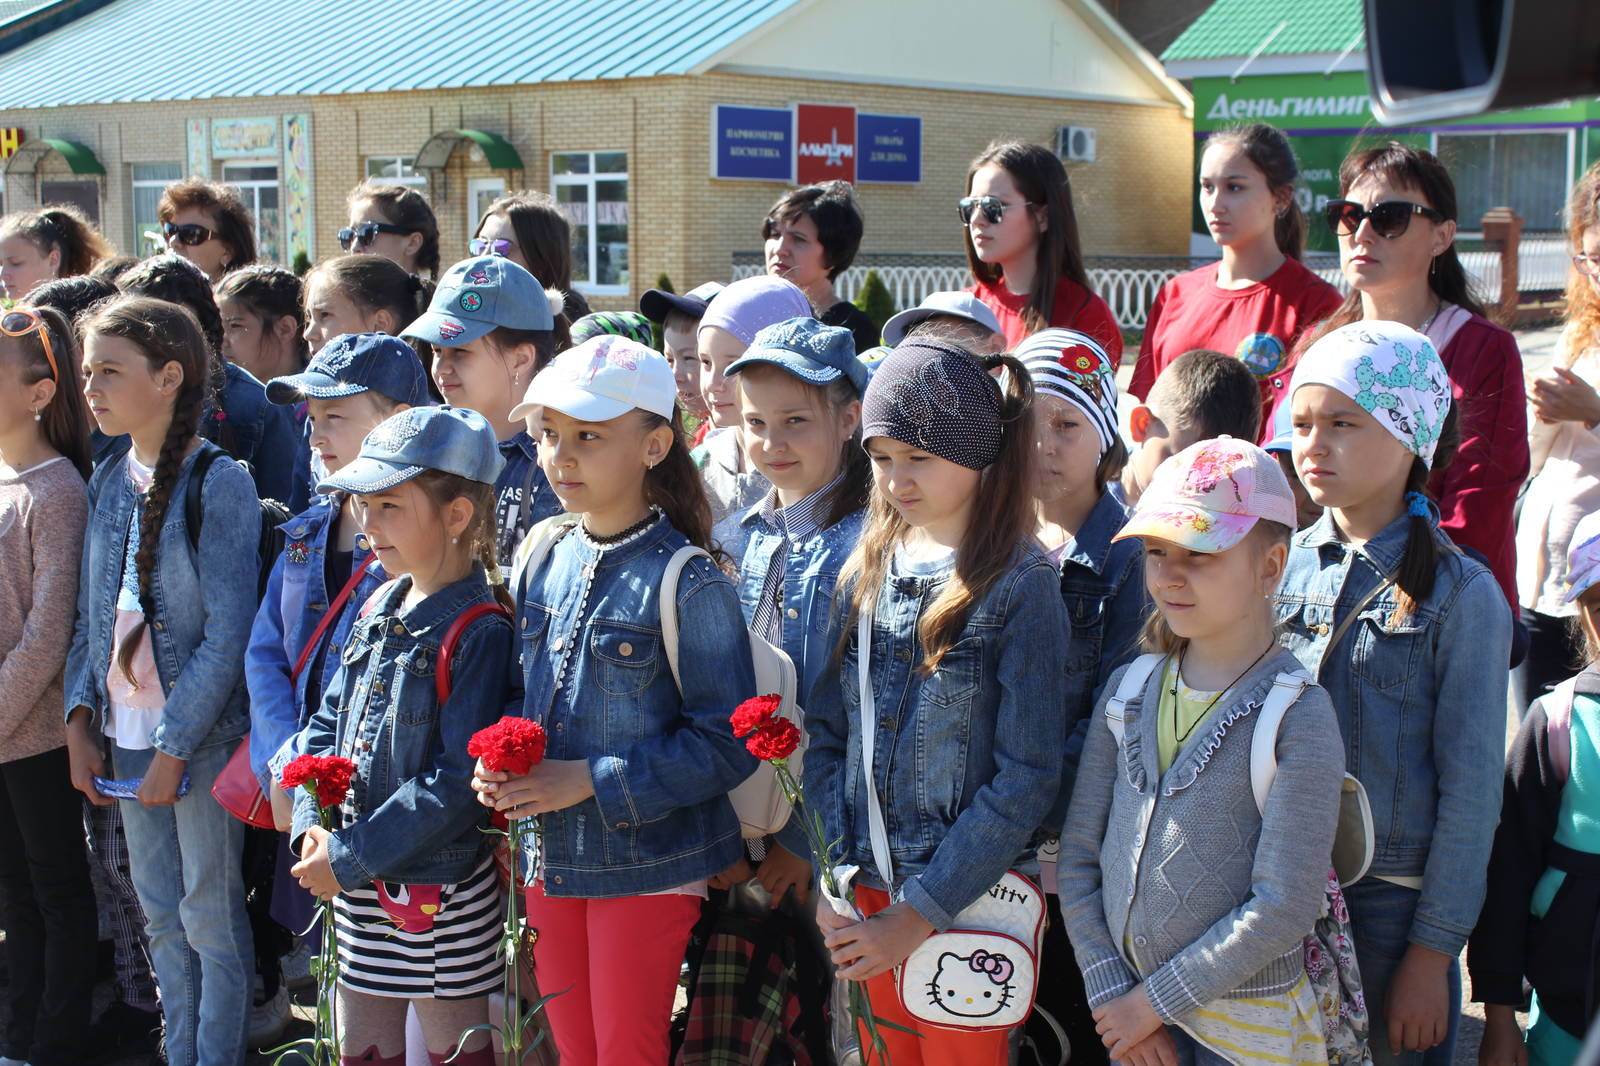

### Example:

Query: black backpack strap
xmin=184 ymin=442 xmax=224 ymax=555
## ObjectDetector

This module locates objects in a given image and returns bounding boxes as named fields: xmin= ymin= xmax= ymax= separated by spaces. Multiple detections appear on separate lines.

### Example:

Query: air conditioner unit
xmin=1058 ymin=126 xmax=1096 ymax=163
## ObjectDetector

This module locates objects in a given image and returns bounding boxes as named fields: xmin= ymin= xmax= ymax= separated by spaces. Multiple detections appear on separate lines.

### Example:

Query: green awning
xmin=414 ymin=129 xmax=522 ymax=171
xmin=3 ymin=137 xmax=105 ymax=175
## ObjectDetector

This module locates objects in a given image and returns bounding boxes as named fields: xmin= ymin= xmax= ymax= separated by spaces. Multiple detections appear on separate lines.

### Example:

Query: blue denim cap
xmin=403 ymin=255 xmax=554 ymax=347
xmin=726 ymin=317 xmax=868 ymax=397
xmin=316 ymin=405 xmax=506 ymax=495
xmin=265 ymin=332 xmax=431 ymax=407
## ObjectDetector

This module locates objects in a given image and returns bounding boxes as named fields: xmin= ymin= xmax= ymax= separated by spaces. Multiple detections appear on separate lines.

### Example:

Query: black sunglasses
xmin=162 ymin=221 xmax=215 ymax=247
xmin=338 ymin=221 xmax=410 ymax=250
xmin=957 ymin=195 xmax=1038 ymax=226
xmin=1324 ymin=199 xmax=1446 ymax=240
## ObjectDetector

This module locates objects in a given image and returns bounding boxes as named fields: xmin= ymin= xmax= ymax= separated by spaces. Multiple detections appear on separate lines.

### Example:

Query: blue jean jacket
xmin=495 ymin=432 xmax=563 ymax=568
xmin=803 ymin=541 xmax=1073 ymax=931
xmin=244 ymin=494 xmax=386 ymax=787
xmin=511 ymin=516 xmax=759 ymax=898
xmin=64 ymin=444 xmax=261 ymax=759
xmin=1048 ymin=490 xmax=1147 ymax=831
xmin=290 ymin=566 xmax=513 ymax=888
xmin=1275 ymin=509 xmax=1510 ymax=956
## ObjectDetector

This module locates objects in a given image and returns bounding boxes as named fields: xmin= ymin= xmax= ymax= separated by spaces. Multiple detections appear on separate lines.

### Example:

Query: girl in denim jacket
xmin=1277 ymin=322 xmax=1511 ymax=1066
xmin=1061 ymin=438 xmax=1343 ymax=1066
xmin=1017 ymin=327 xmax=1147 ymax=1065
xmin=711 ymin=316 xmax=869 ymax=904
xmin=289 ymin=405 xmax=514 ymax=1066
xmin=472 ymin=337 xmax=759 ymax=1066
xmin=806 ymin=339 xmax=1071 ymax=1066
xmin=64 ymin=296 xmax=263 ymax=1066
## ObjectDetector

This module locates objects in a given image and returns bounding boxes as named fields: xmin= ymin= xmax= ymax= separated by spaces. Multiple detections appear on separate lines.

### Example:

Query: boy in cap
xmin=640 ymin=280 xmax=725 ymax=441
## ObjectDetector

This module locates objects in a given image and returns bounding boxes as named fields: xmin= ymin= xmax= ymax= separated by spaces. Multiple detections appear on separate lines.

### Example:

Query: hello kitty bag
xmin=852 ymin=611 xmax=1045 ymax=1032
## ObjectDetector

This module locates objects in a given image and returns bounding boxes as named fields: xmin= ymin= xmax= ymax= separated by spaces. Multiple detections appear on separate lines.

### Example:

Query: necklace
xmin=1169 ymin=642 xmax=1275 ymax=745
xmin=580 ymin=507 xmax=661 ymax=549
xmin=1417 ymin=298 xmax=1444 ymax=335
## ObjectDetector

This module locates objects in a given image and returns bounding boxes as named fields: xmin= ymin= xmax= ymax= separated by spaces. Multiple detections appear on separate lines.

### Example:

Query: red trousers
xmin=523 ymin=881 xmax=700 ymax=1066
xmin=850 ymin=884 xmax=1012 ymax=1066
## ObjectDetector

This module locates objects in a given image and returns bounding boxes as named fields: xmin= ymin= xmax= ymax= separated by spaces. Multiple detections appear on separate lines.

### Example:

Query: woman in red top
xmin=1305 ymin=142 xmax=1528 ymax=618
xmin=1130 ymin=124 xmax=1341 ymax=438
xmin=962 ymin=141 xmax=1122 ymax=361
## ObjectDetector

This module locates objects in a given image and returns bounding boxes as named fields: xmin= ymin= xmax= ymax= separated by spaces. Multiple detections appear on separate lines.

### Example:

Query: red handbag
xmin=213 ymin=558 xmax=376 ymax=828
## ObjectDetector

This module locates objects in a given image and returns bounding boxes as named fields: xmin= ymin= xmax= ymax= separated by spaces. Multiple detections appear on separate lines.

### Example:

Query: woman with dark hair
xmin=1307 ymin=141 xmax=1528 ymax=619
xmin=763 ymin=180 xmax=878 ymax=351
xmin=158 ymin=178 xmax=257 ymax=282
xmin=0 ymin=205 xmax=115 ymax=300
xmin=472 ymin=191 xmax=590 ymax=348
xmin=961 ymin=140 xmax=1121 ymax=358
xmin=342 ymin=181 xmax=440 ymax=278
xmin=1130 ymin=124 xmax=1341 ymax=438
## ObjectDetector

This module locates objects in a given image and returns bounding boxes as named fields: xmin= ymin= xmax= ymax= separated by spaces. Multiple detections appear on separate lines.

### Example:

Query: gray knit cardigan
xmin=1058 ymin=646 xmax=1344 ymax=1023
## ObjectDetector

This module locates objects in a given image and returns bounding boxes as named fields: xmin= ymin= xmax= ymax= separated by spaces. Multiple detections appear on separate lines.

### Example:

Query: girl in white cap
xmin=1277 ymin=320 xmax=1511 ymax=1065
xmin=1061 ymin=436 xmax=1344 ymax=1066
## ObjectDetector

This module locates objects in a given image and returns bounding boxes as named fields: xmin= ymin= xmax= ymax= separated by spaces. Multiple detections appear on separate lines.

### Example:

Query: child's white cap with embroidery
xmin=1114 ymin=436 xmax=1297 ymax=552
xmin=509 ymin=336 xmax=676 ymax=423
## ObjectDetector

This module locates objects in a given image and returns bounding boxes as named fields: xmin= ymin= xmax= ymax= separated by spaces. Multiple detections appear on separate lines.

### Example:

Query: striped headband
xmin=1015 ymin=329 xmax=1120 ymax=458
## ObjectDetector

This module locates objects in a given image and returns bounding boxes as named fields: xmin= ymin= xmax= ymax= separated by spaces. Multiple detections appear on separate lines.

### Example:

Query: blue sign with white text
xmin=713 ymin=105 xmax=793 ymax=181
xmin=856 ymin=112 xmax=922 ymax=184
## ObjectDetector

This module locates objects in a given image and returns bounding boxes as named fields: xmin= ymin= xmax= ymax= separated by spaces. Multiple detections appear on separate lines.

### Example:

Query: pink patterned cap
xmin=1563 ymin=511 xmax=1600 ymax=603
xmin=1114 ymin=436 xmax=1297 ymax=552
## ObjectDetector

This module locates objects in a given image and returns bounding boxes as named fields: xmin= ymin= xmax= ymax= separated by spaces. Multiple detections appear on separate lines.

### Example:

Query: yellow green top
xmin=1157 ymin=658 xmax=1224 ymax=774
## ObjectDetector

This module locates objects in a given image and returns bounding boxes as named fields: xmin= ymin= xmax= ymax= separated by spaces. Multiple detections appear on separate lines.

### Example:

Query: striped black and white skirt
xmin=333 ymin=855 xmax=501 ymax=999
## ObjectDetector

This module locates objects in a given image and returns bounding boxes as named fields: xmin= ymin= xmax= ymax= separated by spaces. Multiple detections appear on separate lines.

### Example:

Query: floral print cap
xmin=1564 ymin=510 xmax=1600 ymax=603
xmin=1114 ymin=436 xmax=1298 ymax=552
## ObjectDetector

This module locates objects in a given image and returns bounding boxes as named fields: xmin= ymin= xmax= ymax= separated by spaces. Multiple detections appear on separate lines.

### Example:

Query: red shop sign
xmin=795 ymin=103 xmax=856 ymax=185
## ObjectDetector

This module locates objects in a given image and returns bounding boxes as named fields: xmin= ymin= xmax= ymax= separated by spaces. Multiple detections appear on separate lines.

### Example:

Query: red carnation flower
xmin=731 ymin=694 xmax=782 ymax=738
xmin=467 ymin=716 xmax=549 ymax=775
xmin=280 ymin=754 xmax=357 ymax=809
xmin=746 ymin=717 xmax=800 ymax=761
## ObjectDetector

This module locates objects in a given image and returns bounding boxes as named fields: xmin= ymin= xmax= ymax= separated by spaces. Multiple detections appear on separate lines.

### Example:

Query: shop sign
xmin=712 ymin=104 xmax=794 ymax=182
xmin=797 ymin=103 xmax=856 ymax=184
xmin=211 ymin=116 xmax=280 ymax=158
xmin=856 ymin=112 xmax=921 ymax=184
xmin=0 ymin=128 xmax=21 ymax=159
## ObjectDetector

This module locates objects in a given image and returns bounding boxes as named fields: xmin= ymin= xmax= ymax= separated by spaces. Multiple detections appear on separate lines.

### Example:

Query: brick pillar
xmin=1479 ymin=206 xmax=1524 ymax=324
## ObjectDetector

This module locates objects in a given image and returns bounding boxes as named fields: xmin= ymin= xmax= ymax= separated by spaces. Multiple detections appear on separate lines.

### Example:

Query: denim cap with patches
xmin=1565 ymin=510 xmax=1600 ymax=603
xmin=1114 ymin=436 xmax=1297 ymax=552
xmin=1291 ymin=320 xmax=1452 ymax=467
xmin=265 ymin=332 xmax=431 ymax=407
xmin=726 ymin=317 xmax=868 ymax=397
xmin=403 ymin=255 xmax=553 ymax=347
xmin=316 ymin=405 xmax=505 ymax=495
xmin=861 ymin=340 xmax=1002 ymax=471
xmin=509 ymin=336 xmax=676 ymax=424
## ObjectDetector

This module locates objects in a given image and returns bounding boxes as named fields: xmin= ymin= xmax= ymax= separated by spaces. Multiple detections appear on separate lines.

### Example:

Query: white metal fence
xmin=733 ymin=237 xmax=1570 ymax=331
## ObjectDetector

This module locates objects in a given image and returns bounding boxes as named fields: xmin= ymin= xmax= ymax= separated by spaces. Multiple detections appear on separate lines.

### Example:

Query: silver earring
xmin=32 ymin=410 xmax=41 ymax=422
xmin=451 ymin=536 xmax=459 ymax=544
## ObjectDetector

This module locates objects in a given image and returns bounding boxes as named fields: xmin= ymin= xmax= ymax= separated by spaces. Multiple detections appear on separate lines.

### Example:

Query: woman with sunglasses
xmin=472 ymin=192 xmax=589 ymax=349
xmin=0 ymin=205 xmax=115 ymax=302
xmin=1513 ymin=162 xmax=1600 ymax=712
xmin=157 ymin=179 xmax=257 ymax=283
xmin=1306 ymin=142 xmax=1528 ymax=629
xmin=1129 ymin=124 xmax=1341 ymax=440
xmin=961 ymin=140 xmax=1121 ymax=358
xmin=0 ymin=304 xmax=98 ymax=1066
xmin=340 ymin=181 xmax=440 ymax=278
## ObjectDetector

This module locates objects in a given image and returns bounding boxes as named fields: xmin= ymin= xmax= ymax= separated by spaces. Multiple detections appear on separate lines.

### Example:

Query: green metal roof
xmin=3 ymin=137 xmax=105 ymax=174
xmin=415 ymin=130 xmax=524 ymax=171
xmin=1161 ymin=0 xmax=1364 ymax=62
xmin=0 ymin=0 xmax=807 ymax=109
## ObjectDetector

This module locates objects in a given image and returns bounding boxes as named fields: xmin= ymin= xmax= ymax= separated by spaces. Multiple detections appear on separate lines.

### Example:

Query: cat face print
xmin=926 ymin=949 xmax=1016 ymax=1019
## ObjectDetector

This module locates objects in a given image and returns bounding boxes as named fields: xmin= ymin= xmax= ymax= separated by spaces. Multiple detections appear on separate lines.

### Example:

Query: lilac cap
xmin=698 ymin=275 xmax=812 ymax=346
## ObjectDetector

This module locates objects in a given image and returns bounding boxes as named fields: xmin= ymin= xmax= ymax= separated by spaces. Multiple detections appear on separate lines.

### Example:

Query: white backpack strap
xmin=857 ymin=608 xmax=895 ymax=889
xmin=508 ymin=513 xmax=579 ymax=598
xmin=1104 ymin=653 xmax=1164 ymax=746
xmin=658 ymin=544 xmax=708 ymax=691
xmin=1249 ymin=671 xmax=1312 ymax=815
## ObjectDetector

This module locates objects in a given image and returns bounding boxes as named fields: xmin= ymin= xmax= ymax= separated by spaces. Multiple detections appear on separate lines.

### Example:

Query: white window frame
xmin=222 ymin=160 xmax=282 ymax=262
xmin=1430 ymin=128 xmax=1575 ymax=238
xmin=468 ymin=177 xmax=507 ymax=229
xmin=551 ymin=150 xmax=629 ymax=296
xmin=365 ymin=156 xmax=428 ymax=189
xmin=131 ymin=162 xmax=182 ymax=256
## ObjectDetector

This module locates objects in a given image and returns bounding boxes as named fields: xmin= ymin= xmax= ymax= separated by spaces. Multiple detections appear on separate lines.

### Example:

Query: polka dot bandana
xmin=860 ymin=340 xmax=1002 ymax=470
xmin=1015 ymin=328 xmax=1119 ymax=459
xmin=1291 ymin=321 xmax=1452 ymax=467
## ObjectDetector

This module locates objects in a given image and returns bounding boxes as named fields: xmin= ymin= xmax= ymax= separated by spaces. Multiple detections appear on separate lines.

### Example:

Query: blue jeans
xmin=1344 ymin=878 xmax=1462 ymax=1066
xmin=1163 ymin=1027 xmax=1234 ymax=1066
xmin=114 ymin=740 xmax=252 ymax=1066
